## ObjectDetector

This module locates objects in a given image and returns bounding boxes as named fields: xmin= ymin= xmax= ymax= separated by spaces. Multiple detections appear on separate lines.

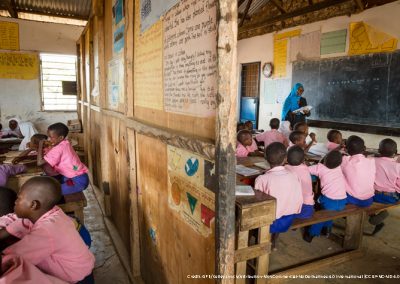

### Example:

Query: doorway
xmin=239 ymin=62 xmax=261 ymax=129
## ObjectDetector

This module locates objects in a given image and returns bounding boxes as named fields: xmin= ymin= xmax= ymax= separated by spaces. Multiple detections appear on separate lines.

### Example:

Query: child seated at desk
xmin=289 ymin=131 xmax=316 ymax=152
xmin=244 ymin=120 xmax=255 ymax=133
xmin=303 ymin=151 xmax=347 ymax=242
xmin=255 ymin=142 xmax=303 ymax=248
xmin=327 ymin=130 xmax=344 ymax=151
xmin=236 ymin=130 xmax=260 ymax=158
xmin=342 ymin=135 xmax=375 ymax=207
xmin=0 ymin=176 xmax=95 ymax=283
xmin=0 ymin=164 xmax=27 ymax=187
xmin=37 ymin=123 xmax=89 ymax=195
xmin=285 ymin=146 xmax=314 ymax=219
xmin=256 ymin=118 xmax=288 ymax=148
xmin=294 ymin=122 xmax=317 ymax=143
xmin=374 ymin=138 xmax=400 ymax=204
xmin=237 ymin=122 xmax=246 ymax=132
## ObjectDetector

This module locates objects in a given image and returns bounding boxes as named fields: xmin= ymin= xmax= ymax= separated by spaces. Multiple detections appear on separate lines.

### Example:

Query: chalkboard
xmin=292 ymin=51 xmax=400 ymax=131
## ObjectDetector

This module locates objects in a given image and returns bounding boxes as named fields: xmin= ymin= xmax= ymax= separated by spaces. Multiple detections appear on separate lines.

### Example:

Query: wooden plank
xmin=343 ymin=212 xmax=364 ymax=250
xmin=235 ymin=242 xmax=270 ymax=263
xmin=235 ymin=230 xmax=249 ymax=284
xmin=215 ymin=0 xmax=238 ymax=282
xmin=239 ymin=0 xmax=253 ymax=27
xmin=125 ymin=0 xmax=134 ymax=117
xmin=366 ymin=201 xmax=400 ymax=214
xmin=255 ymin=226 xmax=270 ymax=284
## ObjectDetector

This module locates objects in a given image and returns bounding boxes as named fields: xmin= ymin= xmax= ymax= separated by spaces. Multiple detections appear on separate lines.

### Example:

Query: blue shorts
xmin=270 ymin=214 xmax=295 ymax=233
xmin=347 ymin=193 xmax=373 ymax=208
xmin=55 ymin=173 xmax=89 ymax=195
xmin=295 ymin=204 xmax=314 ymax=219
xmin=373 ymin=192 xmax=399 ymax=204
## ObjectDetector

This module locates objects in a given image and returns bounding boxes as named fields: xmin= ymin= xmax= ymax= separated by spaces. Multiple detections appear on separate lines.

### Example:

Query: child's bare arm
xmin=37 ymin=140 xmax=47 ymax=166
xmin=12 ymin=149 xmax=34 ymax=164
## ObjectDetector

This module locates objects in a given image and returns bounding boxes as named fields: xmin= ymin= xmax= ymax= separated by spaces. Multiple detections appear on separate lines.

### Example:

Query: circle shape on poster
xmin=171 ymin=182 xmax=181 ymax=205
xmin=185 ymin=157 xmax=199 ymax=176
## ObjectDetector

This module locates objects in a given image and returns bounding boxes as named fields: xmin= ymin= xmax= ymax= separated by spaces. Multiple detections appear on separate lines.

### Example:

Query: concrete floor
xmin=83 ymin=187 xmax=130 ymax=284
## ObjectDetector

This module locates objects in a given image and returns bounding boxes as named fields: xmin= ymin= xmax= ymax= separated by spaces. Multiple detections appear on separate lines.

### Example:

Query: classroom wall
xmin=0 ymin=17 xmax=84 ymax=133
xmin=237 ymin=1 xmax=400 ymax=147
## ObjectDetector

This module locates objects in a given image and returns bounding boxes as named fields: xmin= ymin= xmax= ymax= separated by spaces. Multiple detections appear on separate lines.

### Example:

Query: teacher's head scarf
xmin=281 ymin=83 xmax=304 ymax=120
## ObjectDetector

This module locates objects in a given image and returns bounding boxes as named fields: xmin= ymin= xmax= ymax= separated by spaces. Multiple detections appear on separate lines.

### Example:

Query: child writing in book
xmin=285 ymin=146 xmax=314 ymax=219
xmin=0 ymin=176 xmax=94 ymax=282
xmin=342 ymin=135 xmax=375 ymax=207
xmin=37 ymin=123 xmax=89 ymax=195
xmin=303 ymin=150 xmax=347 ymax=242
xmin=255 ymin=142 xmax=303 ymax=248
xmin=326 ymin=129 xmax=344 ymax=151
xmin=256 ymin=118 xmax=288 ymax=148
xmin=236 ymin=130 xmax=261 ymax=158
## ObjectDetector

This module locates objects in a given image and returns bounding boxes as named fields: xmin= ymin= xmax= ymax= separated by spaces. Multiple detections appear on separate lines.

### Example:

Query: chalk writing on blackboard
xmin=163 ymin=0 xmax=217 ymax=117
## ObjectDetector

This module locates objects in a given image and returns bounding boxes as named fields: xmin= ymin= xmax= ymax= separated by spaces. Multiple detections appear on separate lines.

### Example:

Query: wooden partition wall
xmin=77 ymin=0 xmax=237 ymax=282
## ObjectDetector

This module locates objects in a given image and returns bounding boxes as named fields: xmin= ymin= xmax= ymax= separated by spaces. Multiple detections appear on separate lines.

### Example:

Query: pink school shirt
xmin=341 ymin=154 xmax=376 ymax=200
xmin=3 ymin=206 xmax=95 ymax=283
xmin=309 ymin=164 xmax=347 ymax=200
xmin=286 ymin=164 xmax=314 ymax=205
xmin=326 ymin=141 xmax=340 ymax=151
xmin=255 ymin=166 xmax=303 ymax=219
xmin=44 ymin=140 xmax=88 ymax=178
xmin=235 ymin=139 xmax=258 ymax=158
xmin=374 ymin=157 xmax=400 ymax=193
xmin=256 ymin=130 xmax=288 ymax=148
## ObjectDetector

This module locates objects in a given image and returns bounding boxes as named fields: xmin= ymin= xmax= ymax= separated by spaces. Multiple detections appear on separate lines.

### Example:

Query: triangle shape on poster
xmin=186 ymin=192 xmax=198 ymax=214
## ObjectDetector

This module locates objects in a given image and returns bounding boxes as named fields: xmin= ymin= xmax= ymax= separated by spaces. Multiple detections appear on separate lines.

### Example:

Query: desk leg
xmin=236 ymin=230 xmax=249 ymax=284
xmin=255 ymin=226 xmax=270 ymax=284
xmin=344 ymin=212 xmax=364 ymax=250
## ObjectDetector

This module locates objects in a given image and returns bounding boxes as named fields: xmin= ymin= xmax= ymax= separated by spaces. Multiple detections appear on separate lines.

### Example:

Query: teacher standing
xmin=281 ymin=83 xmax=310 ymax=127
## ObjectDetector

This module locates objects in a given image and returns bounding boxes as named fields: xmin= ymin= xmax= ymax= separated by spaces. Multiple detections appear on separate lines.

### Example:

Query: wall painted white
xmin=0 ymin=17 xmax=84 ymax=133
xmin=237 ymin=1 xmax=400 ymax=147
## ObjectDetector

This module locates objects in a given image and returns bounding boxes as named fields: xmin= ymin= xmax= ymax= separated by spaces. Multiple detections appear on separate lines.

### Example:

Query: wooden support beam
xmin=238 ymin=0 xmax=246 ymax=8
xmin=308 ymin=0 xmax=314 ymax=6
xmin=242 ymin=0 xmax=349 ymax=32
xmin=216 ymin=0 xmax=238 ymax=282
xmin=6 ymin=0 xmax=18 ymax=18
xmin=270 ymin=0 xmax=286 ymax=14
xmin=354 ymin=0 xmax=365 ymax=10
xmin=239 ymin=0 xmax=253 ymax=27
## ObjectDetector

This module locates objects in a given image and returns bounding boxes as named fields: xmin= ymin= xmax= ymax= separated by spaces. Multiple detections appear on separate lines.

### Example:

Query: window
xmin=40 ymin=53 xmax=77 ymax=111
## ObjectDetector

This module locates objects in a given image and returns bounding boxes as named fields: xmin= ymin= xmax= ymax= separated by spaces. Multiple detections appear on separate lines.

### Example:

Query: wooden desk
xmin=237 ymin=156 xmax=266 ymax=167
xmin=0 ymin=138 xmax=22 ymax=150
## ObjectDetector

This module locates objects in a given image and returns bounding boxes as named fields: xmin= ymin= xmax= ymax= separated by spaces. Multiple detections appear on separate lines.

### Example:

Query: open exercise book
xmin=235 ymin=165 xmax=263 ymax=177
xmin=235 ymin=185 xmax=255 ymax=196
xmin=292 ymin=105 xmax=313 ymax=114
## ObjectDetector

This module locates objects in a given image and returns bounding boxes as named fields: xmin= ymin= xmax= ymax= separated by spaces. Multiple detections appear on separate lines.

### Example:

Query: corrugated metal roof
xmin=239 ymin=0 xmax=271 ymax=17
xmin=0 ymin=0 xmax=91 ymax=20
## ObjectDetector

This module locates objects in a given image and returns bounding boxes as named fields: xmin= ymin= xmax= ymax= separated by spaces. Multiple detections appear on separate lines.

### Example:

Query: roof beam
xmin=308 ymin=0 xmax=314 ymax=5
xmin=238 ymin=0 xmax=246 ymax=8
xmin=354 ymin=0 xmax=365 ymax=10
xmin=242 ymin=0 xmax=350 ymax=32
xmin=6 ymin=0 xmax=18 ymax=18
xmin=240 ymin=0 xmax=253 ymax=27
xmin=270 ymin=0 xmax=287 ymax=14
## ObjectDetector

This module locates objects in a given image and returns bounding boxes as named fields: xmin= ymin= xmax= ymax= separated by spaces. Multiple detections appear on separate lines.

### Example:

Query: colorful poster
xmin=167 ymin=146 xmax=215 ymax=237
xmin=140 ymin=0 xmax=178 ymax=33
xmin=321 ymin=29 xmax=347 ymax=55
xmin=107 ymin=57 xmax=124 ymax=108
xmin=273 ymin=38 xmax=288 ymax=78
xmin=163 ymin=0 xmax=217 ymax=117
xmin=274 ymin=29 xmax=301 ymax=41
xmin=112 ymin=0 xmax=125 ymax=55
xmin=0 ymin=21 xmax=19 ymax=51
xmin=0 ymin=52 xmax=38 ymax=80
xmin=134 ymin=2 xmax=163 ymax=111
xmin=113 ymin=24 xmax=125 ymax=54
xmin=349 ymin=22 xmax=398 ymax=55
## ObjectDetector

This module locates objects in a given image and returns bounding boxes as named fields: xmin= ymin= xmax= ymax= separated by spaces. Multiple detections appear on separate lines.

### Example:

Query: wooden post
xmin=215 ymin=1 xmax=238 ymax=282
xmin=343 ymin=212 xmax=365 ymax=250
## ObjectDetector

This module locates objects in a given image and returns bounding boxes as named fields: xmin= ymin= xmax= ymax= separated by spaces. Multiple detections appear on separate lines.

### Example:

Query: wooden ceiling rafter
xmin=354 ymin=0 xmax=365 ymax=10
xmin=270 ymin=0 xmax=287 ymax=14
xmin=240 ymin=0 xmax=254 ymax=27
xmin=6 ymin=0 xmax=18 ymax=18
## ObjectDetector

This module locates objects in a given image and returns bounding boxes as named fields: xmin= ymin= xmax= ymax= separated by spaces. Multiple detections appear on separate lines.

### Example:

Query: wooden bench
xmin=58 ymin=192 xmax=88 ymax=224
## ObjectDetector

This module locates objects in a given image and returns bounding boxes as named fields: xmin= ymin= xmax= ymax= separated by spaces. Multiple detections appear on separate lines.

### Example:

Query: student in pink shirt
xmin=374 ymin=138 xmax=400 ymax=203
xmin=37 ymin=123 xmax=89 ymax=195
xmin=293 ymin=122 xmax=317 ymax=152
xmin=303 ymin=151 xmax=347 ymax=242
xmin=0 ymin=176 xmax=94 ymax=283
xmin=326 ymin=129 xmax=344 ymax=151
xmin=342 ymin=135 xmax=375 ymax=207
xmin=289 ymin=130 xmax=316 ymax=153
xmin=235 ymin=130 xmax=261 ymax=158
xmin=256 ymin=118 xmax=289 ymax=148
xmin=285 ymin=146 xmax=314 ymax=219
xmin=255 ymin=142 xmax=303 ymax=248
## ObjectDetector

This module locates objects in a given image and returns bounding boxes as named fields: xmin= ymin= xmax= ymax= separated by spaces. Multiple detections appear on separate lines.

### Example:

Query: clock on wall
xmin=262 ymin=62 xmax=273 ymax=78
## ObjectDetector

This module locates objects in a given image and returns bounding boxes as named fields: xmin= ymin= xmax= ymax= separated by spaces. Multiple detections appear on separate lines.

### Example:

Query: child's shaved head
xmin=21 ymin=177 xmax=62 ymax=211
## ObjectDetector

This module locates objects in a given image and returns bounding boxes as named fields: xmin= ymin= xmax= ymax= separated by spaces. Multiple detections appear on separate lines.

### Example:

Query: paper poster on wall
xmin=167 ymin=145 xmax=215 ymax=237
xmin=263 ymin=78 xmax=291 ymax=104
xmin=134 ymin=0 xmax=163 ymax=110
xmin=112 ymin=0 xmax=125 ymax=55
xmin=140 ymin=0 xmax=178 ymax=33
xmin=290 ymin=31 xmax=321 ymax=62
xmin=274 ymin=29 xmax=301 ymax=41
xmin=273 ymin=38 xmax=288 ymax=78
xmin=321 ymin=29 xmax=347 ymax=55
xmin=107 ymin=57 xmax=124 ymax=108
xmin=0 ymin=21 xmax=19 ymax=51
xmin=163 ymin=0 xmax=217 ymax=117
xmin=348 ymin=22 xmax=398 ymax=55
xmin=0 ymin=52 xmax=38 ymax=80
